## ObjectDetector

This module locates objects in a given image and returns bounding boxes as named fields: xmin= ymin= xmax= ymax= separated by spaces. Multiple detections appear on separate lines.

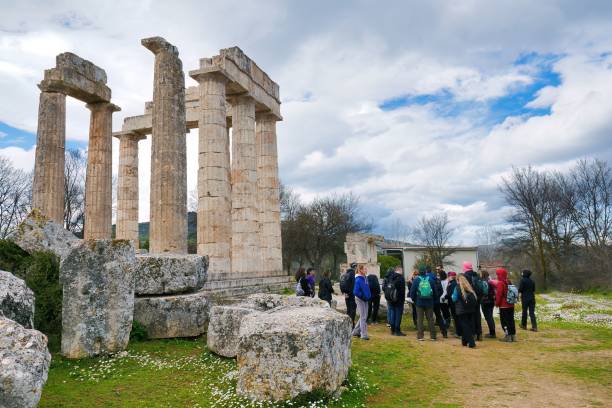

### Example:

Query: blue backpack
xmin=506 ymin=284 xmax=519 ymax=304
xmin=417 ymin=277 xmax=433 ymax=299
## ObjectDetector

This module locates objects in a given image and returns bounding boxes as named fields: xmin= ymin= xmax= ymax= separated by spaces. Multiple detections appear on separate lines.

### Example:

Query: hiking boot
xmin=530 ymin=327 xmax=538 ymax=332
xmin=510 ymin=335 xmax=517 ymax=342
xmin=520 ymin=325 xmax=527 ymax=330
xmin=485 ymin=333 xmax=496 ymax=339
xmin=499 ymin=335 xmax=512 ymax=342
xmin=395 ymin=331 xmax=406 ymax=337
xmin=468 ymin=344 xmax=476 ymax=348
xmin=417 ymin=337 xmax=425 ymax=341
xmin=361 ymin=336 xmax=370 ymax=341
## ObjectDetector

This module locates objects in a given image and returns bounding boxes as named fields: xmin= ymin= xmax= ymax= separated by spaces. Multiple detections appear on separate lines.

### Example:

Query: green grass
xmin=552 ymin=361 xmax=612 ymax=387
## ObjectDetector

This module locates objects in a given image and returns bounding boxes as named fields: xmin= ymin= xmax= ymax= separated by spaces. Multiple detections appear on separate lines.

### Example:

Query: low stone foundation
xmin=201 ymin=275 xmax=292 ymax=299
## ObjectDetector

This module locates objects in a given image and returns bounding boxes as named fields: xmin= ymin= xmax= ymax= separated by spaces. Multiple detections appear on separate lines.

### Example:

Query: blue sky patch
xmin=0 ymin=121 xmax=87 ymax=150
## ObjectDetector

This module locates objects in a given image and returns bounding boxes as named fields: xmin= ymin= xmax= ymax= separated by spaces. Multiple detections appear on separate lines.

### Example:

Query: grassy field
xmin=40 ymin=294 xmax=612 ymax=407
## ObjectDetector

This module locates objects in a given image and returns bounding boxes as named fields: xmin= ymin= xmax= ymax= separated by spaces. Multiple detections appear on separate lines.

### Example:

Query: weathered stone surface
xmin=207 ymin=305 xmax=257 ymax=357
xmin=10 ymin=210 xmax=79 ymax=260
xmin=0 ymin=270 xmax=35 ymax=329
xmin=0 ymin=317 xmax=51 ymax=408
xmin=134 ymin=253 xmax=208 ymax=295
xmin=236 ymin=306 xmax=352 ymax=401
xmin=60 ymin=239 xmax=136 ymax=358
xmin=245 ymin=293 xmax=330 ymax=311
xmin=134 ymin=291 xmax=208 ymax=338
xmin=56 ymin=52 xmax=107 ymax=84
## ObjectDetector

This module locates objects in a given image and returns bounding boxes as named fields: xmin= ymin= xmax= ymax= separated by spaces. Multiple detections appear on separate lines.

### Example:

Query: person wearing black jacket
xmin=340 ymin=263 xmax=357 ymax=326
xmin=519 ymin=269 xmax=537 ymax=331
xmin=452 ymin=274 xmax=478 ymax=348
xmin=367 ymin=273 xmax=381 ymax=323
xmin=462 ymin=262 xmax=483 ymax=341
xmin=295 ymin=268 xmax=313 ymax=297
xmin=480 ymin=270 xmax=496 ymax=338
xmin=445 ymin=272 xmax=460 ymax=336
xmin=385 ymin=265 xmax=406 ymax=336
xmin=406 ymin=270 xmax=418 ymax=328
xmin=318 ymin=271 xmax=335 ymax=306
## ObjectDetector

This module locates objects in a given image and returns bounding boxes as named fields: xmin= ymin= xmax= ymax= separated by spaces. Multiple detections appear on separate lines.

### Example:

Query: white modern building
xmin=382 ymin=245 xmax=479 ymax=278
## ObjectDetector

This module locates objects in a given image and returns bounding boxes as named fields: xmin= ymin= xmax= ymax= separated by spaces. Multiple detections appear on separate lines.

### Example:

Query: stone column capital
xmin=141 ymin=36 xmax=178 ymax=56
xmin=86 ymin=101 xmax=121 ymax=113
xmin=255 ymin=111 xmax=281 ymax=122
xmin=228 ymin=94 xmax=255 ymax=105
xmin=113 ymin=130 xmax=147 ymax=142
xmin=189 ymin=69 xmax=229 ymax=84
xmin=37 ymin=82 xmax=64 ymax=94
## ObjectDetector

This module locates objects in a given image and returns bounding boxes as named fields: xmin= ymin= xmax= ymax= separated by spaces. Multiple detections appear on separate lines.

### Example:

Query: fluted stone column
xmin=256 ymin=113 xmax=283 ymax=276
xmin=115 ymin=131 xmax=145 ymax=247
xmin=190 ymin=70 xmax=231 ymax=277
xmin=84 ymin=101 xmax=120 ymax=240
xmin=231 ymin=95 xmax=259 ymax=276
xmin=32 ymin=89 xmax=66 ymax=224
xmin=142 ymin=36 xmax=187 ymax=254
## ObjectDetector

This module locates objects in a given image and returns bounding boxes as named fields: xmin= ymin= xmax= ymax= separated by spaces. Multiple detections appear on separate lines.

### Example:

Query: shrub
xmin=378 ymin=254 xmax=401 ymax=278
xmin=130 ymin=320 xmax=149 ymax=342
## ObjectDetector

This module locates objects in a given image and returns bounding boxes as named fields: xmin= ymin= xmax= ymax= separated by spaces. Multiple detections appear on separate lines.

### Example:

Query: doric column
xmin=114 ymin=131 xmax=145 ymax=247
xmin=32 ymin=89 xmax=66 ymax=224
xmin=256 ymin=113 xmax=283 ymax=276
xmin=190 ymin=70 xmax=231 ymax=277
xmin=231 ymin=95 xmax=259 ymax=276
xmin=84 ymin=101 xmax=120 ymax=240
xmin=142 ymin=36 xmax=187 ymax=254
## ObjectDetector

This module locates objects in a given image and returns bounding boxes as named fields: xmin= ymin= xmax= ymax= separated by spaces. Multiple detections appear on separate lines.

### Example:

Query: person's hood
xmin=463 ymin=262 xmax=473 ymax=273
xmin=496 ymin=268 xmax=508 ymax=282
xmin=522 ymin=269 xmax=532 ymax=278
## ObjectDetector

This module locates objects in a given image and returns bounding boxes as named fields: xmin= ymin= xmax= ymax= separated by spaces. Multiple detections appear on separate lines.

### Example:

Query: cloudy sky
xmin=2 ymin=0 xmax=612 ymax=244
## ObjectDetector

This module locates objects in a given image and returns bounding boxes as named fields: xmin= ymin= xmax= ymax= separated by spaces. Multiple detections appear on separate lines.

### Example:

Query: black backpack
xmin=340 ymin=270 xmax=352 ymax=294
xmin=384 ymin=273 xmax=400 ymax=303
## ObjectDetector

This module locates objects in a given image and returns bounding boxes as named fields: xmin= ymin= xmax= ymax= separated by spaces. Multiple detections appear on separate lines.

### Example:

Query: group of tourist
xmin=295 ymin=261 xmax=538 ymax=346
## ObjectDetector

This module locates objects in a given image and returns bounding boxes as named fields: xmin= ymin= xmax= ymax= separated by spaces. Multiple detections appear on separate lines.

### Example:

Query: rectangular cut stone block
xmin=133 ymin=291 xmax=209 ymax=339
xmin=207 ymin=305 xmax=258 ymax=358
xmin=41 ymin=67 xmax=111 ymax=103
xmin=236 ymin=306 xmax=352 ymax=401
xmin=60 ymin=240 xmax=136 ymax=359
xmin=134 ymin=254 xmax=208 ymax=295
xmin=56 ymin=52 xmax=107 ymax=83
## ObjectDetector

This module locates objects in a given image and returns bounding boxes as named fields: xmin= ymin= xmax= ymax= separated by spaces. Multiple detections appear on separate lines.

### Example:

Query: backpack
xmin=506 ymin=284 xmax=519 ymax=304
xmin=384 ymin=273 xmax=399 ymax=303
xmin=417 ymin=277 xmax=433 ymax=299
xmin=480 ymin=279 xmax=489 ymax=296
xmin=471 ymin=275 xmax=484 ymax=298
xmin=295 ymin=279 xmax=305 ymax=296
xmin=339 ymin=271 xmax=352 ymax=294
xmin=464 ymin=291 xmax=477 ymax=308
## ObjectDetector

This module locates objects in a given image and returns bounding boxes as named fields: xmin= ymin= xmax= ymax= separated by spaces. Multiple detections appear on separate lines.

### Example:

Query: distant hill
xmin=113 ymin=211 xmax=197 ymax=240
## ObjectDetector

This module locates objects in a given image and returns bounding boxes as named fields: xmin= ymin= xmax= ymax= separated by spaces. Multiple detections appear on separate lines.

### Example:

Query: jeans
xmin=388 ymin=303 xmax=404 ymax=333
xmin=352 ymin=297 xmax=369 ymax=338
xmin=433 ymin=304 xmax=448 ymax=336
xmin=482 ymin=303 xmax=496 ymax=335
xmin=416 ymin=306 xmax=436 ymax=339
xmin=500 ymin=307 xmax=516 ymax=335
xmin=521 ymin=299 xmax=537 ymax=329
xmin=367 ymin=295 xmax=381 ymax=322
xmin=457 ymin=313 xmax=475 ymax=347
xmin=345 ymin=296 xmax=356 ymax=326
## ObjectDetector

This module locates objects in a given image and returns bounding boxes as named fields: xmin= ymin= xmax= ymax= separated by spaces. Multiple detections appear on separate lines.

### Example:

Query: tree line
xmin=500 ymin=158 xmax=612 ymax=290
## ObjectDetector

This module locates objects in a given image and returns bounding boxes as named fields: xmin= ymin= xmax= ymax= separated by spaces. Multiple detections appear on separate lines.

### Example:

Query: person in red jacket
xmin=495 ymin=268 xmax=516 ymax=342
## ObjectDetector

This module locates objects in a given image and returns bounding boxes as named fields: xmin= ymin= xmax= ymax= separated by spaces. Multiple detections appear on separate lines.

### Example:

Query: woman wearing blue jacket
xmin=351 ymin=264 xmax=372 ymax=340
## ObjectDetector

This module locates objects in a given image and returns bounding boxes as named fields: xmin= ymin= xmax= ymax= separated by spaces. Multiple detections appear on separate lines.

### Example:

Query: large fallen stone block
xmin=207 ymin=305 xmax=258 ymax=357
xmin=245 ymin=293 xmax=330 ymax=311
xmin=0 ymin=270 xmax=35 ymax=329
xmin=10 ymin=209 xmax=79 ymax=260
xmin=236 ymin=306 xmax=352 ymax=401
xmin=134 ymin=291 xmax=208 ymax=338
xmin=0 ymin=317 xmax=51 ymax=408
xmin=60 ymin=239 xmax=136 ymax=358
xmin=134 ymin=253 xmax=208 ymax=295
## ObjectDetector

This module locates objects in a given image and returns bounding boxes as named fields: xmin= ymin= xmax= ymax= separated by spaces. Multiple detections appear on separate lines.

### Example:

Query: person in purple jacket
xmin=351 ymin=264 xmax=372 ymax=340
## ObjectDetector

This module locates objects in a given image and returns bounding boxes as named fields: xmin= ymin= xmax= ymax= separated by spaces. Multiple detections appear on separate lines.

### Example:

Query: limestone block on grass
xmin=134 ymin=291 xmax=208 ymax=338
xmin=60 ymin=239 xmax=136 ymax=358
xmin=0 ymin=270 xmax=35 ymax=329
xmin=134 ymin=253 xmax=208 ymax=295
xmin=207 ymin=305 xmax=258 ymax=357
xmin=0 ymin=317 xmax=51 ymax=408
xmin=236 ymin=306 xmax=352 ymax=401
xmin=246 ymin=293 xmax=330 ymax=311
xmin=10 ymin=209 xmax=79 ymax=261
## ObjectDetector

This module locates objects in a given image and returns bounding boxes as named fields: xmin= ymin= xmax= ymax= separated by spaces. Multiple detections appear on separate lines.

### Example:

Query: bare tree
xmin=187 ymin=188 xmax=198 ymax=213
xmin=388 ymin=217 xmax=411 ymax=244
xmin=412 ymin=213 xmax=455 ymax=267
xmin=0 ymin=157 xmax=31 ymax=238
xmin=64 ymin=149 xmax=86 ymax=234
xmin=477 ymin=224 xmax=503 ymax=262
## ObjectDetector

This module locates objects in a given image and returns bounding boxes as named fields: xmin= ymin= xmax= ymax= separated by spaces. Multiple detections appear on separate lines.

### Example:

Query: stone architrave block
xmin=10 ymin=210 xmax=80 ymax=261
xmin=236 ymin=306 xmax=352 ymax=401
xmin=0 ymin=270 xmax=35 ymax=329
xmin=60 ymin=239 xmax=136 ymax=359
xmin=133 ymin=291 xmax=208 ymax=339
xmin=134 ymin=254 xmax=208 ymax=295
xmin=0 ymin=317 xmax=51 ymax=408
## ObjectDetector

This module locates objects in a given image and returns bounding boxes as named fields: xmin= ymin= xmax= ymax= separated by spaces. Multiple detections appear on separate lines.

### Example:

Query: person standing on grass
xmin=318 ymin=270 xmax=335 ymax=306
xmin=462 ymin=262 xmax=483 ymax=341
xmin=519 ymin=269 xmax=537 ymax=332
xmin=409 ymin=265 xmax=437 ymax=341
xmin=295 ymin=268 xmax=312 ymax=297
xmin=445 ymin=271 xmax=460 ymax=337
xmin=495 ymin=268 xmax=517 ymax=342
xmin=306 ymin=268 xmax=316 ymax=298
xmin=406 ymin=270 xmax=419 ymax=328
xmin=452 ymin=274 xmax=478 ymax=348
xmin=382 ymin=267 xmax=395 ymax=327
xmin=367 ymin=272 xmax=381 ymax=324
xmin=427 ymin=265 xmax=448 ymax=338
xmin=438 ymin=268 xmax=451 ymax=331
xmin=352 ymin=264 xmax=372 ymax=340
xmin=384 ymin=265 xmax=406 ymax=336
xmin=340 ymin=263 xmax=357 ymax=327
xmin=480 ymin=270 xmax=497 ymax=338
